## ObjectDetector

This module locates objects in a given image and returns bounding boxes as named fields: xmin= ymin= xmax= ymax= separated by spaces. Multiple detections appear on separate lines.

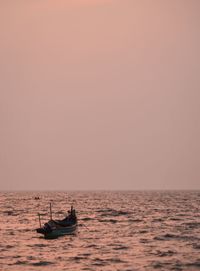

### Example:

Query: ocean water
xmin=0 ymin=191 xmax=200 ymax=271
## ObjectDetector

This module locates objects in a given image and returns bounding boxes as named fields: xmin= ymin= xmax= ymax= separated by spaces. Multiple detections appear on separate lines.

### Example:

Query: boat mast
xmin=50 ymin=202 xmax=53 ymax=220
xmin=38 ymin=213 xmax=42 ymax=228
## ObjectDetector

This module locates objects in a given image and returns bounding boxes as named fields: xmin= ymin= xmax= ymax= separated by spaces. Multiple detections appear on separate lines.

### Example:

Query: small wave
xmin=169 ymin=217 xmax=182 ymax=221
xmin=28 ymin=243 xmax=47 ymax=248
xmin=151 ymin=261 xmax=171 ymax=269
xmin=18 ymin=229 xmax=31 ymax=233
xmin=140 ymin=238 xmax=150 ymax=244
xmin=14 ymin=260 xmax=28 ymax=265
xmin=4 ymin=245 xmax=14 ymax=249
xmin=152 ymin=218 xmax=163 ymax=222
xmin=154 ymin=233 xmax=199 ymax=242
xmin=139 ymin=230 xmax=148 ymax=234
xmin=113 ymin=245 xmax=129 ymax=250
xmin=19 ymin=218 xmax=29 ymax=223
xmin=26 ymin=256 xmax=36 ymax=260
xmin=185 ymin=260 xmax=200 ymax=268
xmin=31 ymin=261 xmax=54 ymax=266
xmin=80 ymin=253 xmax=91 ymax=257
xmin=107 ymin=257 xmax=126 ymax=263
xmin=85 ymin=244 xmax=98 ymax=248
xmin=177 ymin=213 xmax=187 ymax=217
xmin=98 ymin=219 xmax=117 ymax=223
xmin=3 ymin=210 xmax=19 ymax=216
xmin=154 ymin=234 xmax=174 ymax=241
xmin=96 ymin=208 xmax=114 ymax=213
xmin=183 ymin=222 xmax=200 ymax=229
xmin=81 ymin=217 xmax=94 ymax=221
xmin=193 ymin=244 xmax=200 ymax=249
xmin=155 ymin=250 xmax=176 ymax=257
xmin=129 ymin=219 xmax=143 ymax=223
xmin=70 ymin=256 xmax=86 ymax=262
xmin=97 ymin=208 xmax=131 ymax=217
xmin=92 ymin=258 xmax=107 ymax=267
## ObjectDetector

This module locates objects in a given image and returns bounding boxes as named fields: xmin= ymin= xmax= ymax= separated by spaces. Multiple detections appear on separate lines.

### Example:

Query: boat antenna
xmin=50 ymin=202 xmax=53 ymax=220
xmin=38 ymin=213 xmax=42 ymax=228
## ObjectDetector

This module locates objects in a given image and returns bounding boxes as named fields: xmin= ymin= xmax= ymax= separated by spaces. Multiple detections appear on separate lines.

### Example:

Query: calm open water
xmin=0 ymin=191 xmax=200 ymax=271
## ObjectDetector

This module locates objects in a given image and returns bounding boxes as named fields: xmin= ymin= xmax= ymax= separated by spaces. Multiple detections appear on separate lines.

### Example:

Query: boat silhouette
xmin=36 ymin=204 xmax=77 ymax=238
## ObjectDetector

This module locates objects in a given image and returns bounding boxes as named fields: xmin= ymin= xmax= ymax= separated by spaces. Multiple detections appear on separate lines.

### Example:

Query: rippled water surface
xmin=0 ymin=191 xmax=200 ymax=270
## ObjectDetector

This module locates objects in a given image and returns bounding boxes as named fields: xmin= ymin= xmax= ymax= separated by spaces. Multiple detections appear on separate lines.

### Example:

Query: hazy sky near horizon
xmin=0 ymin=0 xmax=200 ymax=190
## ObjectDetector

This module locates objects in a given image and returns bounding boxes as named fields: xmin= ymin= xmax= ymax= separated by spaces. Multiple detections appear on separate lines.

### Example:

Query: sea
xmin=0 ymin=191 xmax=200 ymax=271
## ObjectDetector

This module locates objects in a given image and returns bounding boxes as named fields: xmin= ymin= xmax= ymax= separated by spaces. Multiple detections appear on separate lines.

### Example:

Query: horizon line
xmin=0 ymin=188 xmax=200 ymax=192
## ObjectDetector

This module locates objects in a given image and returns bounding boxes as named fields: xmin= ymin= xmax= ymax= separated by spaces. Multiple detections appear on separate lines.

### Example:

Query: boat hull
xmin=44 ymin=223 xmax=77 ymax=238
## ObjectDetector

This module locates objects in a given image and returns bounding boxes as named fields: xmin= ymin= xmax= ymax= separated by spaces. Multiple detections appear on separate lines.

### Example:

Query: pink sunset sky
xmin=0 ymin=0 xmax=200 ymax=190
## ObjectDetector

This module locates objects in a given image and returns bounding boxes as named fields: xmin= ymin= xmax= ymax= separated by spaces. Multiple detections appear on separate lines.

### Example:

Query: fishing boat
xmin=36 ymin=204 xmax=77 ymax=238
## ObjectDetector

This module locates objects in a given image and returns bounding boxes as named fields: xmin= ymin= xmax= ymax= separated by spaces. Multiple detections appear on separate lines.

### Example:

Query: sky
xmin=0 ymin=0 xmax=200 ymax=191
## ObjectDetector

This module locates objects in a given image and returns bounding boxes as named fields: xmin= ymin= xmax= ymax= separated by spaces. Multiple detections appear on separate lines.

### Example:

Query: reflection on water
xmin=0 ymin=191 xmax=200 ymax=270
